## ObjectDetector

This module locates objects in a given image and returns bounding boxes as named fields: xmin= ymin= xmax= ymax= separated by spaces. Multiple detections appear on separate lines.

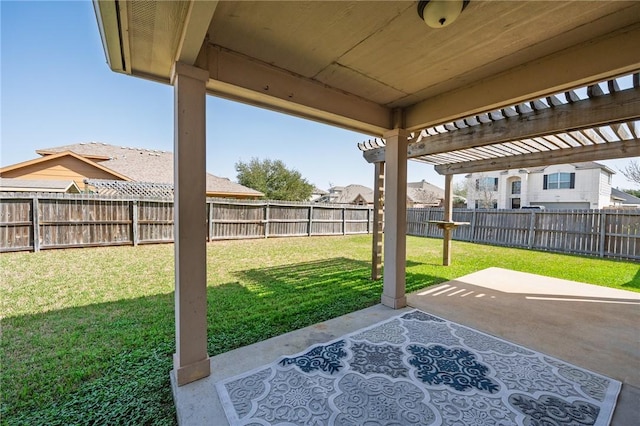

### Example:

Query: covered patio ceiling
xmin=95 ymin=0 xmax=640 ymax=135
xmin=94 ymin=0 xmax=640 ymax=388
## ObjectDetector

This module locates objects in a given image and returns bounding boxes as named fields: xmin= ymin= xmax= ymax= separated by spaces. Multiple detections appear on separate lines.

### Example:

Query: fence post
xmin=208 ymin=201 xmax=213 ymax=242
xmin=424 ymin=208 xmax=431 ymax=237
xmin=367 ymin=207 xmax=371 ymax=234
xmin=342 ymin=207 xmax=346 ymax=235
xmin=264 ymin=203 xmax=270 ymax=238
xmin=599 ymin=211 xmax=607 ymax=258
xmin=32 ymin=197 xmax=40 ymax=252
xmin=308 ymin=205 xmax=313 ymax=236
xmin=131 ymin=200 xmax=139 ymax=246
xmin=470 ymin=210 xmax=477 ymax=242
xmin=527 ymin=210 xmax=536 ymax=249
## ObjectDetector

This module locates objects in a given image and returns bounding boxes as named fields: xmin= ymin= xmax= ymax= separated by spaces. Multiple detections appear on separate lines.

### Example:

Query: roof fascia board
xmin=364 ymin=86 xmax=640 ymax=163
xmin=93 ymin=0 xmax=130 ymax=74
xmin=0 ymin=151 xmax=132 ymax=181
xmin=434 ymin=139 xmax=640 ymax=175
xmin=404 ymin=23 xmax=640 ymax=132
xmin=66 ymin=181 xmax=82 ymax=192
xmin=207 ymin=192 xmax=263 ymax=197
xmin=205 ymin=45 xmax=392 ymax=136
xmin=36 ymin=149 xmax=112 ymax=161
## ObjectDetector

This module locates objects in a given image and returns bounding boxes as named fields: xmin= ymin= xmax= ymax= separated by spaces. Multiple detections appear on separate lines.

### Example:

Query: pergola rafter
xmin=362 ymin=73 xmax=639 ymax=269
xmin=360 ymin=73 xmax=640 ymax=175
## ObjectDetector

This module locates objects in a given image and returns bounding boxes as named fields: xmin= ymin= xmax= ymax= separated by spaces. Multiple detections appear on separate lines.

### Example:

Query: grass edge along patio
xmin=2 ymin=234 xmax=639 ymax=424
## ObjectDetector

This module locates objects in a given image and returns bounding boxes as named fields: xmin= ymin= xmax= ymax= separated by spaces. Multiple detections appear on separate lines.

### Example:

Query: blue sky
xmin=1 ymin=1 xmax=637 ymax=190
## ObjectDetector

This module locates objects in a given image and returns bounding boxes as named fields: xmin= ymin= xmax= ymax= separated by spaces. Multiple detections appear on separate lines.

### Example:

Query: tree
xmin=619 ymin=160 xmax=640 ymax=186
xmin=622 ymin=188 xmax=640 ymax=198
xmin=235 ymin=158 xmax=314 ymax=201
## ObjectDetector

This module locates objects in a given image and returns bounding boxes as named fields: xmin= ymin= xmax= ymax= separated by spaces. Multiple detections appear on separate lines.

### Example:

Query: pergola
xmin=361 ymin=74 xmax=640 ymax=267
xmin=94 ymin=0 xmax=640 ymax=387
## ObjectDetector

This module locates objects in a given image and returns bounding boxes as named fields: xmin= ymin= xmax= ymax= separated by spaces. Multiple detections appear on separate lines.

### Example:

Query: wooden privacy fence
xmin=408 ymin=208 xmax=640 ymax=261
xmin=2 ymin=195 xmax=638 ymax=261
xmin=0 ymin=195 xmax=373 ymax=252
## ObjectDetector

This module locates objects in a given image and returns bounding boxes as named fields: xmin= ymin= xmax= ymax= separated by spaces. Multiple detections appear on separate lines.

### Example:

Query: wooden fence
xmin=2 ymin=195 xmax=638 ymax=261
xmin=407 ymin=208 xmax=640 ymax=261
xmin=0 ymin=195 xmax=373 ymax=252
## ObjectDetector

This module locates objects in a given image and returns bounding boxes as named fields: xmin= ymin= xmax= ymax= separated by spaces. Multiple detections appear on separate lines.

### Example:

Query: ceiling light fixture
xmin=417 ymin=0 xmax=470 ymax=29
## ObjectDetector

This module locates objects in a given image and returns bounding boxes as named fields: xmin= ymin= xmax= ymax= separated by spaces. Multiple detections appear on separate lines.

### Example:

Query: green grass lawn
xmin=2 ymin=235 xmax=638 ymax=425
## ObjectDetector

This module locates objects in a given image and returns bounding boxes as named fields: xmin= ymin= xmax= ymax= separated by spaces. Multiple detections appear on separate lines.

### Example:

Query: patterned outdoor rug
xmin=216 ymin=310 xmax=620 ymax=425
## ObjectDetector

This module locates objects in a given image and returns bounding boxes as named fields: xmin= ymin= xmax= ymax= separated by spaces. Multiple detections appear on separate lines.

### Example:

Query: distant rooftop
xmin=37 ymin=142 xmax=263 ymax=197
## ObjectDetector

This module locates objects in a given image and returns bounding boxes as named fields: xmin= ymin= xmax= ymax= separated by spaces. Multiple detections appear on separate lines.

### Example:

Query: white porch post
xmin=171 ymin=62 xmax=210 ymax=386
xmin=381 ymin=128 xmax=408 ymax=309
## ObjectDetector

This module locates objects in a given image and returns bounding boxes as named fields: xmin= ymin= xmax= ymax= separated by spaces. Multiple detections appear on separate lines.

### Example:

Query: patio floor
xmin=171 ymin=267 xmax=640 ymax=425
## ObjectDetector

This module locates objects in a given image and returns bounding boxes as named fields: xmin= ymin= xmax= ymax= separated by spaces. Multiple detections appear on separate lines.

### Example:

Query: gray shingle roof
xmin=611 ymin=188 xmax=640 ymax=204
xmin=333 ymin=184 xmax=374 ymax=204
xmin=38 ymin=142 xmax=263 ymax=197
xmin=406 ymin=180 xmax=444 ymax=204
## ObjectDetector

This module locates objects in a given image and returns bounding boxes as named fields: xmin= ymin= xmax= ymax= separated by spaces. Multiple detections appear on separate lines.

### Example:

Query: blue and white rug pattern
xmin=216 ymin=310 xmax=620 ymax=425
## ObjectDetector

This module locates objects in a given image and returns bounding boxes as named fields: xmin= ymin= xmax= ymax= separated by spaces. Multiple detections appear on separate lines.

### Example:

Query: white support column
xmin=171 ymin=62 xmax=210 ymax=386
xmin=381 ymin=128 xmax=408 ymax=309
xmin=443 ymin=174 xmax=454 ymax=266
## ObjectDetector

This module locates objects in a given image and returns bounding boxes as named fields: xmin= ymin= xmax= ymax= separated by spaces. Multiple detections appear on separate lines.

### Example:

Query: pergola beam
xmin=364 ymin=86 xmax=640 ymax=164
xmin=434 ymin=139 xmax=640 ymax=175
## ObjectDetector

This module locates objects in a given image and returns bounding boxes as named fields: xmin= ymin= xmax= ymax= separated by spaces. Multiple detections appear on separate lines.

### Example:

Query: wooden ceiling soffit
xmin=434 ymin=139 xmax=640 ymax=175
xmin=362 ymin=83 xmax=640 ymax=164
xmin=203 ymin=45 xmax=392 ymax=135
xmin=403 ymin=24 xmax=640 ymax=131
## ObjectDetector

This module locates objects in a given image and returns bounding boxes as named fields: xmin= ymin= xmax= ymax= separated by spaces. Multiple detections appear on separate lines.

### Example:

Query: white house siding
xmin=466 ymin=173 xmax=501 ymax=209
xmin=467 ymin=163 xmax=614 ymax=210
xmin=498 ymin=170 xmax=529 ymax=209
xmin=599 ymin=170 xmax=613 ymax=208
xmin=528 ymin=166 xmax=602 ymax=209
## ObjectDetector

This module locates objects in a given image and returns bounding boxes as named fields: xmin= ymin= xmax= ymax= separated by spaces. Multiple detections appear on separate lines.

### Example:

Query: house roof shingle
xmin=37 ymin=142 xmax=263 ymax=197
xmin=407 ymin=180 xmax=444 ymax=205
xmin=611 ymin=188 xmax=640 ymax=204
xmin=333 ymin=184 xmax=373 ymax=204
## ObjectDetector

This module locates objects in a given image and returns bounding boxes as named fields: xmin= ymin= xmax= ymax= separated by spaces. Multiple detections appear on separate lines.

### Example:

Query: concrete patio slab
xmin=172 ymin=268 xmax=640 ymax=425
xmin=407 ymin=267 xmax=640 ymax=426
xmin=171 ymin=304 xmax=412 ymax=425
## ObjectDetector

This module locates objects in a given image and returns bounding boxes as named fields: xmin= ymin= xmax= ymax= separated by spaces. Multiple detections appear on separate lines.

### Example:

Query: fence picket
xmin=1 ymin=194 xmax=638 ymax=260
xmin=408 ymin=207 xmax=638 ymax=261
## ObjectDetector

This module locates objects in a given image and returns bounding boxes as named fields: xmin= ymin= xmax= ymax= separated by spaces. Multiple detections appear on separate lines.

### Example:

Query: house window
xmin=511 ymin=180 xmax=521 ymax=195
xmin=475 ymin=199 xmax=498 ymax=209
xmin=543 ymin=172 xmax=575 ymax=189
xmin=511 ymin=198 xmax=521 ymax=209
xmin=475 ymin=177 xmax=498 ymax=191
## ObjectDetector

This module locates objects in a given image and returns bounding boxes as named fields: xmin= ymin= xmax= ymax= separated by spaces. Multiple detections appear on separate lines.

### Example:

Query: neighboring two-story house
xmin=466 ymin=162 xmax=615 ymax=209
xmin=317 ymin=181 xmax=444 ymax=207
